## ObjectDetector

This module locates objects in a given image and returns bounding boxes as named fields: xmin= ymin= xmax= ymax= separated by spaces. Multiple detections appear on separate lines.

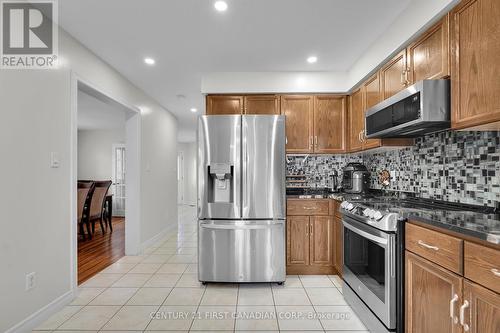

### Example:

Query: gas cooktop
xmin=340 ymin=196 xmax=498 ymax=233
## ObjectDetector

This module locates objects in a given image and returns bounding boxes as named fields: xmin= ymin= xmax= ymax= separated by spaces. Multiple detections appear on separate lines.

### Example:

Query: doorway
xmin=72 ymin=78 xmax=141 ymax=286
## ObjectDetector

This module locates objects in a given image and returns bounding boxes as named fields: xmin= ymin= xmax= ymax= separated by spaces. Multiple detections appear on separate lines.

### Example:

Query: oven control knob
xmin=340 ymin=201 xmax=348 ymax=208
xmin=367 ymin=209 xmax=376 ymax=218
xmin=346 ymin=203 xmax=355 ymax=211
xmin=373 ymin=211 xmax=383 ymax=220
xmin=363 ymin=208 xmax=371 ymax=216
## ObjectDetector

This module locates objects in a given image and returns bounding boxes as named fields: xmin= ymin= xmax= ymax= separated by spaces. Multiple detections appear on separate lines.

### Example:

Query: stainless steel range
xmin=340 ymin=199 xmax=401 ymax=333
xmin=339 ymin=196 xmax=496 ymax=333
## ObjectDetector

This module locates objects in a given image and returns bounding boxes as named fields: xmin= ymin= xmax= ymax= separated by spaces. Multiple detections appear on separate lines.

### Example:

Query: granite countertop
xmin=324 ymin=194 xmax=500 ymax=245
xmin=405 ymin=209 xmax=500 ymax=245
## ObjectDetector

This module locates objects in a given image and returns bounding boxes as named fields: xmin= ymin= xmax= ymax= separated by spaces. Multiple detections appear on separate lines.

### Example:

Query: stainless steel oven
xmin=342 ymin=214 xmax=396 ymax=330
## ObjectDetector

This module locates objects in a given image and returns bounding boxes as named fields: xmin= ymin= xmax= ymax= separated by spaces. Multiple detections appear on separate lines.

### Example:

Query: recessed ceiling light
xmin=307 ymin=56 xmax=318 ymax=64
xmin=190 ymin=108 xmax=198 ymax=113
xmin=214 ymin=1 xmax=228 ymax=12
xmin=144 ymin=57 xmax=155 ymax=65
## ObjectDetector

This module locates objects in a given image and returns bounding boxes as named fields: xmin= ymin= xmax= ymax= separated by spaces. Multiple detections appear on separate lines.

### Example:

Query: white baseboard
xmin=140 ymin=224 xmax=177 ymax=253
xmin=6 ymin=289 xmax=75 ymax=333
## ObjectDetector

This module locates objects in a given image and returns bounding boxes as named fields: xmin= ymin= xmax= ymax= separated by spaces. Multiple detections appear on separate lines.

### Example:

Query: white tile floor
xmin=35 ymin=205 xmax=368 ymax=332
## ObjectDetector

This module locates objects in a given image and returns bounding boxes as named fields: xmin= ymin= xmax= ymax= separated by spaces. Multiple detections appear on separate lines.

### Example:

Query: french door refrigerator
xmin=197 ymin=115 xmax=286 ymax=283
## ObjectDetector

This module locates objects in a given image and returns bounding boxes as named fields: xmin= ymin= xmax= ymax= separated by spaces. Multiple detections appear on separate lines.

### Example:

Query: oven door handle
xmin=343 ymin=221 xmax=388 ymax=246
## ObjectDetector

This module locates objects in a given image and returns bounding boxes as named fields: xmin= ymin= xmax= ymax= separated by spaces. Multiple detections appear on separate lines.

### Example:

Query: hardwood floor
xmin=78 ymin=217 xmax=125 ymax=285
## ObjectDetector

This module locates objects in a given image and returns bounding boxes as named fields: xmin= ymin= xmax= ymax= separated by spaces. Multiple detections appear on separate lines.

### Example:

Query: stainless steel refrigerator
xmin=197 ymin=115 xmax=286 ymax=283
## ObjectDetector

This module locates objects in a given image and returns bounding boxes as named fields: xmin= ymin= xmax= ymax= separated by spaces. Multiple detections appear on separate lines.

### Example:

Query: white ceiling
xmin=59 ymin=0 xmax=414 ymax=141
xmin=78 ymin=90 xmax=126 ymax=130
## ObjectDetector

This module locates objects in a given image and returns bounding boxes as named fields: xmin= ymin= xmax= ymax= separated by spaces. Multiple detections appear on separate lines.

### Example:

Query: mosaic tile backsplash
xmin=286 ymin=130 xmax=500 ymax=207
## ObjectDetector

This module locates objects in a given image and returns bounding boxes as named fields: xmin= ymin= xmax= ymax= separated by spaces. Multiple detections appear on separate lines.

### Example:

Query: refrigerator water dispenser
xmin=208 ymin=163 xmax=233 ymax=203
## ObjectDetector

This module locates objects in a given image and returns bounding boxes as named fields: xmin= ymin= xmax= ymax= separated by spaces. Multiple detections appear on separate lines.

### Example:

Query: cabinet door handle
xmin=450 ymin=294 xmax=459 ymax=323
xmin=401 ymin=71 xmax=405 ymax=85
xmin=305 ymin=223 xmax=309 ymax=236
xmin=309 ymin=136 xmax=313 ymax=150
xmin=417 ymin=240 xmax=439 ymax=251
xmin=310 ymin=223 xmax=313 ymax=235
xmin=459 ymin=300 xmax=470 ymax=332
xmin=314 ymin=136 xmax=318 ymax=148
xmin=491 ymin=268 xmax=500 ymax=277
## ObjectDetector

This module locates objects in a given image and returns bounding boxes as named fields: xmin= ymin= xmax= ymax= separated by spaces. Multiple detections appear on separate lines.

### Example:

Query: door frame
xmin=177 ymin=151 xmax=185 ymax=204
xmin=70 ymin=72 xmax=142 ymax=291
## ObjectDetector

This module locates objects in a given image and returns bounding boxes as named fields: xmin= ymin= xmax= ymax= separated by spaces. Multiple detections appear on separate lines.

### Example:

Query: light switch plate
xmin=50 ymin=152 xmax=60 ymax=168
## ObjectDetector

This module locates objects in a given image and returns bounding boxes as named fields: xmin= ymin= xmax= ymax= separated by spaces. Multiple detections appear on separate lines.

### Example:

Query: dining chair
xmin=77 ymin=181 xmax=94 ymax=240
xmin=88 ymin=180 xmax=112 ymax=235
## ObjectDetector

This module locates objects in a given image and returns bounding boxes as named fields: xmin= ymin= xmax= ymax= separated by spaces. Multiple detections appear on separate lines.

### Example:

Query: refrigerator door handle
xmin=200 ymin=222 xmax=283 ymax=230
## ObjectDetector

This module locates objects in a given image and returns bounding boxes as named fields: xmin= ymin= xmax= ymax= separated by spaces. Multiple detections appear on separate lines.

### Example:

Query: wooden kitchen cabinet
xmin=380 ymin=50 xmax=408 ymax=100
xmin=361 ymin=73 xmax=382 ymax=150
xmin=244 ymin=95 xmax=280 ymax=115
xmin=348 ymin=88 xmax=364 ymax=152
xmin=281 ymin=95 xmax=314 ymax=153
xmin=406 ymin=221 xmax=500 ymax=333
xmin=206 ymin=95 xmax=244 ymax=115
xmin=406 ymin=251 xmax=463 ymax=333
xmin=286 ymin=199 xmax=336 ymax=274
xmin=407 ymin=15 xmax=450 ymax=83
xmin=333 ymin=216 xmax=343 ymax=276
xmin=287 ymin=216 xmax=310 ymax=265
xmin=463 ymin=280 xmax=500 ymax=333
xmin=313 ymin=96 xmax=347 ymax=153
xmin=309 ymin=216 xmax=333 ymax=266
xmin=451 ymin=0 xmax=500 ymax=130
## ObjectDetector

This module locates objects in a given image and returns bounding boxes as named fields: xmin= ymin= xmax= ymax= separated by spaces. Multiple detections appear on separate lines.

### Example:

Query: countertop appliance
xmin=342 ymin=163 xmax=370 ymax=194
xmin=339 ymin=196 xmax=497 ymax=333
xmin=365 ymin=79 xmax=450 ymax=138
xmin=197 ymin=115 xmax=286 ymax=283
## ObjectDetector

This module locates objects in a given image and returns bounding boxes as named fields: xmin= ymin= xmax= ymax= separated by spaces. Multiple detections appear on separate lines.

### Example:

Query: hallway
xmin=35 ymin=205 xmax=367 ymax=332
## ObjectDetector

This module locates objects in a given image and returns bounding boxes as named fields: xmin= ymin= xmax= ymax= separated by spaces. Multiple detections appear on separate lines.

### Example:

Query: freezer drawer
xmin=198 ymin=220 xmax=285 ymax=283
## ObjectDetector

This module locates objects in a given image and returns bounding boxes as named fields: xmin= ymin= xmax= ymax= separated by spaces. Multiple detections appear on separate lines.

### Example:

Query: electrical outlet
xmin=25 ymin=272 xmax=36 ymax=291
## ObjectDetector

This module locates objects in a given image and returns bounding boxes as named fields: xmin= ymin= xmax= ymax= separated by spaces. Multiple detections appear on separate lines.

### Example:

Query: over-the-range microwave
xmin=365 ymin=79 xmax=450 ymax=138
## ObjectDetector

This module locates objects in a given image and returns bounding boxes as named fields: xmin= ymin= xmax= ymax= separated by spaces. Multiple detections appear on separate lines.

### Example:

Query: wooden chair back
xmin=89 ymin=180 xmax=112 ymax=218
xmin=77 ymin=181 xmax=94 ymax=223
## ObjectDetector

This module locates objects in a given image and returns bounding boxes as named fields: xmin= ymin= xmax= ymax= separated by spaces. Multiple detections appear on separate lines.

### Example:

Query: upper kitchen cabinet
xmin=313 ymin=95 xmax=347 ymax=153
xmin=206 ymin=95 xmax=244 ymax=115
xmin=281 ymin=95 xmax=314 ymax=153
xmin=361 ymin=73 xmax=383 ymax=150
xmin=380 ymin=50 xmax=409 ymax=100
xmin=348 ymin=88 xmax=364 ymax=152
xmin=451 ymin=0 xmax=500 ymax=130
xmin=407 ymin=15 xmax=450 ymax=83
xmin=244 ymin=95 xmax=280 ymax=115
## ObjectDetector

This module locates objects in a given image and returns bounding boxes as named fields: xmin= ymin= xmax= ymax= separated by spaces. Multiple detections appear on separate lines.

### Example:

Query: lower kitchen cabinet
xmin=406 ymin=221 xmax=500 ymax=333
xmin=286 ymin=215 xmax=334 ymax=273
xmin=333 ymin=216 xmax=343 ymax=276
xmin=406 ymin=251 xmax=463 ymax=333
xmin=309 ymin=216 xmax=333 ymax=266
xmin=286 ymin=199 xmax=337 ymax=274
xmin=464 ymin=280 xmax=500 ymax=333
xmin=287 ymin=216 xmax=310 ymax=265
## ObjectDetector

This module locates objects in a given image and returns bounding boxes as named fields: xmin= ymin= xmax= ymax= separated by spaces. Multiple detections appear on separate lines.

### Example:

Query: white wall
xmin=77 ymin=129 xmax=125 ymax=180
xmin=178 ymin=142 xmax=197 ymax=206
xmin=201 ymin=0 xmax=458 ymax=94
xmin=0 ymin=28 xmax=178 ymax=333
